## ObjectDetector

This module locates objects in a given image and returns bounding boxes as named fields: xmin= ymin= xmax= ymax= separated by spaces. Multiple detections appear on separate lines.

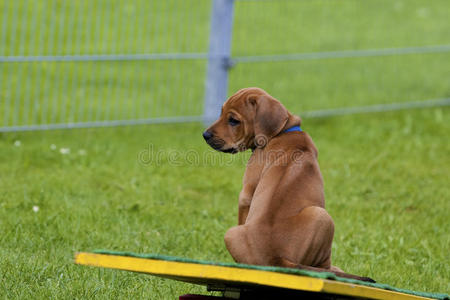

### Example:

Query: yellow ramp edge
xmin=75 ymin=252 xmax=432 ymax=300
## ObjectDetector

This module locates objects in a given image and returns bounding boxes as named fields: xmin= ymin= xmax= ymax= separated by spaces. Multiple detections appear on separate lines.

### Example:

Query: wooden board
xmin=75 ymin=252 xmax=434 ymax=300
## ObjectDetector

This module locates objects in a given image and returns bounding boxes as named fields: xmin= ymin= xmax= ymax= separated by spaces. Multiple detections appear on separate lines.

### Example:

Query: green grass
xmin=233 ymin=0 xmax=450 ymax=55
xmin=0 ymin=108 xmax=449 ymax=298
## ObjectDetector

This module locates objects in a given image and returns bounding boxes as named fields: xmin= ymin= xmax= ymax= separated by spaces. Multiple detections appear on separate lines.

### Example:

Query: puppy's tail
xmin=277 ymin=257 xmax=376 ymax=283
xmin=328 ymin=268 xmax=376 ymax=283
xmin=296 ymin=263 xmax=376 ymax=283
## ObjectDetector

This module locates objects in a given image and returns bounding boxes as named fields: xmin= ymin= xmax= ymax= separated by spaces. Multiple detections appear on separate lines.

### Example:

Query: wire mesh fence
xmin=0 ymin=0 xmax=449 ymax=132
xmin=0 ymin=0 xmax=211 ymax=131
xmin=230 ymin=0 xmax=450 ymax=114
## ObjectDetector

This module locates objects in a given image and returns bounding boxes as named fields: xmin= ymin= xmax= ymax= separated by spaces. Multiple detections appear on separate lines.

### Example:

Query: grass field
xmin=1 ymin=108 xmax=449 ymax=298
xmin=0 ymin=0 xmax=449 ymax=298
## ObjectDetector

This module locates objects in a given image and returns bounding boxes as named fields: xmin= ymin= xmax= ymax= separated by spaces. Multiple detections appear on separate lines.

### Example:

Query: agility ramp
xmin=75 ymin=250 xmax=448 ymax=300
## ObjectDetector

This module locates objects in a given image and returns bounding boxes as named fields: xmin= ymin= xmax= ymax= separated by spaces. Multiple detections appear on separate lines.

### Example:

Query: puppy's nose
xmin=202 ymin=131 xmax=213 ymax=141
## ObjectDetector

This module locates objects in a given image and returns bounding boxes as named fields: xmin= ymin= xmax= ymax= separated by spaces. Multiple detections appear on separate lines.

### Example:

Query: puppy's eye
xmin=228 ymin=117 xmax=240 ymax=126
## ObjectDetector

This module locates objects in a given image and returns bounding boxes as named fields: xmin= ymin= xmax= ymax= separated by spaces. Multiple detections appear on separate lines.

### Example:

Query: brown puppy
xmin=203 ymin=87 xmax=374 ymax=282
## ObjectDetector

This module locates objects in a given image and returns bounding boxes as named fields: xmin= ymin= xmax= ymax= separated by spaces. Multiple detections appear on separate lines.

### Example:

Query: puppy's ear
xmin=250 ymin=94 xmax=289 ymax=141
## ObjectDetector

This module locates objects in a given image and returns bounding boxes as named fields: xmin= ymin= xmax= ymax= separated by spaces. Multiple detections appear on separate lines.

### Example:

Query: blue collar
xmin=283 ymin=125 xmax=302 ymax=133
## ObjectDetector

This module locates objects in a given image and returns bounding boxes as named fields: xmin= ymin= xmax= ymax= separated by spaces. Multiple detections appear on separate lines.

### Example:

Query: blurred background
xmin=0 ymin=0 xmax=449 ymax=298
xmin=1 ymin=0 xmax=449 ymax=130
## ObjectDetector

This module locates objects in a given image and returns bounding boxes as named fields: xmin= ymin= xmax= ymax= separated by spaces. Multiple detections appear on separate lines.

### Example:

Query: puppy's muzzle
xmin=202 ymin=130 xmax=223 ymax=150
xmin=202 ymin=131 xmax=237 ymax=154
xmin=202 ymin=131 xmax=213 ymax=141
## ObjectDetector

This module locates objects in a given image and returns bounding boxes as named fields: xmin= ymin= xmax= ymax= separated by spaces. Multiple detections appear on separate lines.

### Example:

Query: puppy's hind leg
xmin=224 ymin=225 xmax=253 ymax=264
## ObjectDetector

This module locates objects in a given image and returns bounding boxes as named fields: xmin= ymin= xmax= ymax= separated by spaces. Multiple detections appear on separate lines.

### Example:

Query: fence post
xmin=203 ymin=0 xmax=235 ymax=126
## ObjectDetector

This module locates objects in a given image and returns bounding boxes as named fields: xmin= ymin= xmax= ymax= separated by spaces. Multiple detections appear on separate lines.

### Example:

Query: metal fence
xmin=0 ymin=0 xmax=211 ymax=131
xmin=1 ymin=0 xmax=449 ymax=132
xmin=229 ymin=0 xmax=450 ymax=118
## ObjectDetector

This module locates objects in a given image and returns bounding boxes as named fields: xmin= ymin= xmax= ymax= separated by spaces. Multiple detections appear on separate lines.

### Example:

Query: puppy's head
xmin=202 ymin=87 xmax=300 ymax=153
